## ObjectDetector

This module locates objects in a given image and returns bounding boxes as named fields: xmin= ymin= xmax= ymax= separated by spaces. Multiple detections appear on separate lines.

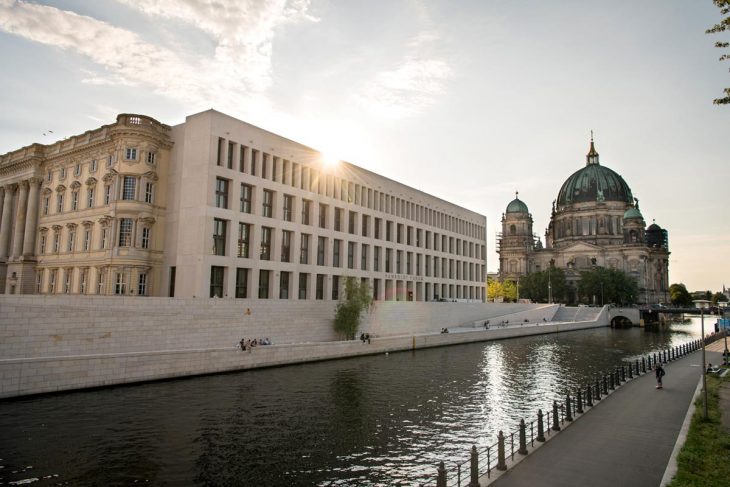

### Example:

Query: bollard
xmin=469 ymin=445 xmax=480 ymax=487
xmin=628 ymin=363 xmax=633 ymax=379
xmin=642 ymin=357 xmax=646 ymax=373
xmin=586 ymin=385 xmax=593 ymax=407
xmin=518 ymin=419 xmax=528 ymax=455
xmin=552 ymin=401 xmax=561 ymax=431
xmin=665 ymin=350 xmax=668 ymax=363
xmin=497 ymin=431 xmax=507 ymax=471
xmin=595 ymin=379 xmax=601 ymax=400
xmin=648 ymin=355 xmax=652 ymax=369
xmin=654 ymin=352 xmax=658 ymax=365
xmin=602 ymin=375 xmax=608 ymax=395
xmin=566 ymin=394 xmax=573 ymax=421
xmin=537 ymin=409 xmax=546 ymax=442
xmin=616 ymin=368 xmax=621 ymax=385
xmin=635 ymin=359 xmax=640 ymax=376
xmin=436 ymin=461 xmax=447 ymax=487
xmin=621 ymin=365 xmax=626 ymax=382
xmin=577 ymin=388 xmax=584 ymax=414
xmin=609 ymin=371 xmax=615 ymax=390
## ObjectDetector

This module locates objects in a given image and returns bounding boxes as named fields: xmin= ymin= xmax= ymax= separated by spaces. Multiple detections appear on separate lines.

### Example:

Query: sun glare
xmin=320 ymin=152 xmax=340 ymax=169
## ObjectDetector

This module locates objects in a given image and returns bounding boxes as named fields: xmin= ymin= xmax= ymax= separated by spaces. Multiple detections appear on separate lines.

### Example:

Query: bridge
xmin=608 ymin=305 xmax=725 ymax=328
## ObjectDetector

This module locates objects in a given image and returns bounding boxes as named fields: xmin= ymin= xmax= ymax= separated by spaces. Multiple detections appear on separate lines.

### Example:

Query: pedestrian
xmin=655 ymin=362 xmax=665 ymax=389
xmin=239 ymin=338 xmax=246 ymax=351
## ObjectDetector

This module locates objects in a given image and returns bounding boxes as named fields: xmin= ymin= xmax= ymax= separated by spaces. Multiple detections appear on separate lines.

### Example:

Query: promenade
xmin=489 ymin=347 xmax=722 ymax=487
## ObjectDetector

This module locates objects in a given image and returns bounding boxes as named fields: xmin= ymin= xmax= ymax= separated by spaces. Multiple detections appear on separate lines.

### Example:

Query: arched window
xmin=510 ymin=224 xmax=516 ymax=235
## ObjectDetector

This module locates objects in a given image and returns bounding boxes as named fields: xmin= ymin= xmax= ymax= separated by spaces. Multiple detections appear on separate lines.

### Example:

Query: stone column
xmin=0 ymin=184 xmax=16 ymax=259
xmin=22 ymin=178 xmax=42 ymax=257
xmin=11 ymin=181 xmax=29 ymax=258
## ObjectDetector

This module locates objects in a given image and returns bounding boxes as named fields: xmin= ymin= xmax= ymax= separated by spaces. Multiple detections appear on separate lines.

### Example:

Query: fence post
xmin=565 ymin=394 xmax=573 ymax=421
xmin=641 ymin=357 xmax=646 ymax=373
xmin=437 ymin=461 xmax=447 ymax=487
xmin=664 ymin=350 xmax=668 ymax=363
xmin=577 ymin=387 xmax=584 ymax=414
xmin=519 ymin=419 xmax=528 ymax=455
xmin=552 ymin=401 xmax=561 ymax=431
xmin=609 ymin=371 xmax=615 ymax=390
xmin=621 ymin=365 xmax=626 ymax=382
xmin=602 ymin=375 xmax=608 ymax=395
xmin=469 ymin=445 xmax=480 ymax=487
xmin=595 ymin=378 xmax=601 ymax=400
xmin=537 ymin=409 xmax=546 ymax=442
xmin=628 ymin=363 xmax=633 ymax=379
xmin=586 ymin=385 xmax=593 ymax=407
xmin=497 ymin=431 xmax=507 ymax=471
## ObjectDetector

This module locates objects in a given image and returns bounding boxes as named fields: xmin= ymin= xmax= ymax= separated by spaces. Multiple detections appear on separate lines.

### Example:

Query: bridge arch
xmin=611 ymin=315 xmax=633 ymax=328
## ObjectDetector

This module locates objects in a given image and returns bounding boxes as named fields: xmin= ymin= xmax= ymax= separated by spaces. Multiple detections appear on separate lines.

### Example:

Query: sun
xmin=319 ymin=151 xmax=340 ymax=170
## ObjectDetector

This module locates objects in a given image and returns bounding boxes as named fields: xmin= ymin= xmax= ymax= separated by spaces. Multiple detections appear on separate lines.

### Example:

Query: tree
xmin=502 ymin=280 xmax=518 ymax=302
xmin=577 ymin=267 xmax=638 ymax=305
xmin=519 ymin=267 xmax=567 ymax=303
xmin=707 ymin=0 xmax=730 ymax=104
xmin=669 ymin=283 xmax=693 ymax=306
xmin=333 ymin=277 xmax=373 ymax=340
xmin=712 ymin=291 xmax=729 ymax=304
xmin=487 ymin=277 xmax=518 ymax=302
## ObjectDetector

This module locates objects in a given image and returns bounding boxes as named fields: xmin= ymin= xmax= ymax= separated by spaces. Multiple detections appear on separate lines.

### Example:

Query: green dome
xmin=557 ymin=163 xmax=633 ymax=206
xmin=623 ymin=207 xmax=643 ymax=220
xmin=506 ymin=197 xmax=529 ymax=214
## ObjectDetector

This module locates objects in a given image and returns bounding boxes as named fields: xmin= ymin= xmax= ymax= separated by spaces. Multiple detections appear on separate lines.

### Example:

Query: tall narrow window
xmin=319 ymin=204 xmax=328 ymax=228
xmin=216 ymin=137 xmax=224 ymax=167
xmin=90 ymin=159 xmax=98 ymax=172
xmin=138 ymin=273 xmax=148 ymax=296
xmin=144 ymin=182 xmax=154 ymax=204
xmin=104 ymin=185 xmax=112 ymax=205
xmin=87 ymin=187 xmax=95 ymax=208
xmin=237 ymin=223 xmax=250 ymax=258
xmin=316 ymin=274 xmax=325 ymax=300
xmin=374 ymin=246 xmax=380 ymax=271
xmin=49 ymin=269 xmax=57 ymax=294
xmin=283 ymin=194 xmax=293 ymax=222
xmin=301 ymin=199 xmax=311 ymax=225
xmin=332 ymin=275 xmax=340 ymax=300
xmin=67 ymin=227 xmax=76 ymax=252
xmin=349 ymin=211 xmax=356 ymax=234
xmin=262 ymin=190 xmax=274 ymax=217
xmin=333 ymin=239 xmax=341 ymax=267
xmin=227 ymin=141 xmax=234 ymax=169
xmin=71 ymin=191 xmax=78 ymax=211
xmin=215 ymin=178 xmax=229 ymax=208
xmin=317 ymin=236 xmax=326 ymax=266
xmin=210 ymin=266 xmax=224 ymax=297
xmin=279 ymin=271 xmax=290 ymax=299
xmin=361 ymin=244 xmax=369 ymax=270
xmin=212 ymin=219 xmax=227 ymax=255
xmin=281 ymin=230 xmax=292 ymax=262
xmin=258 ymin=269 xmax=270 ymax=299
xmin=43 ymin=197 xmax=49 ymax=215
xmin=240 ymin=184 xmax=252 ymax=213
xmin=347 ymin=241 xmax=355 ymax=269
xmin=118 ymin=219 xmax=133 ymax=247
xmin=300 ymin=234 xmax=310 ymax=264
xmin=374 ymin=218 xmax=381 ymax=239
xmin=97 ymin=270 xmax=104 ymax=294
xmin=101 ymin=228 xmax=108 ymax=250
xmin=64 ymin=270 xmax=71 ymax=294
xmin=84 ymin=229 xmax=91 ymax=251
xmin=298 ymin=273 xmax=308 ymax=299
xmin=251 ymin=149 xmax=258 ymax=175
xmin=334 ymin=208 xmax=343 ymax=231
xmin=260 ymin=226 xmax=272 ymax=260
xmin=122 ymin=176 xmax=136 ymax=200
xmin=141 ymin=227 xmax=151 ymax=249
xmin=56 ymin=194 xmax=64 ymax=213
xmin=362 ymin=215 xmax=369 ymax=237
xmin=147 ymin=152 xmax=156 ymax=165
xmin=40 ymin=235 xmax=46 ymax=254
xmin=235 ymin=268 xmax=249 ymax=298
xmin=115 ymin=271 xmax=127 ymax=295
xmin=53 ymin=232 xmax=60 ymax=253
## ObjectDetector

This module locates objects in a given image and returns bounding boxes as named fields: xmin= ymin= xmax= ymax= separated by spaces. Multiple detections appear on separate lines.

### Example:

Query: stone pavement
xmin=489 ymin=349 xmax=722 ymax=487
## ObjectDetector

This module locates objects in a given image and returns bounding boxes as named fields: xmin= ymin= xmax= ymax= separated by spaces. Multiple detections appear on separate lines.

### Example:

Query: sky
xmin=0 ymin=0 xmax=727 ymax=292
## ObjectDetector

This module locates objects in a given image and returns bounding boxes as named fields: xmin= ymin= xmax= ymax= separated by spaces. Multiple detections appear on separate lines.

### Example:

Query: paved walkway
xmin=490 ymin=349 xmax=722 ymax=487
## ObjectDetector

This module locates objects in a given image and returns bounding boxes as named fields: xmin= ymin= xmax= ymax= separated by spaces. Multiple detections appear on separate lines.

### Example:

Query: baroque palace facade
xmin=0 ymin=110 xmax=487 ymax=301
xmin=497 ymin=138 xmax=669 ymax=304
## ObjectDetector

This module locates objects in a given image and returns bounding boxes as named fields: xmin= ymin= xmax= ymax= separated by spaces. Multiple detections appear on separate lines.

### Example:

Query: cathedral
xmin=497 ymin=137 xmax=670 ymax=304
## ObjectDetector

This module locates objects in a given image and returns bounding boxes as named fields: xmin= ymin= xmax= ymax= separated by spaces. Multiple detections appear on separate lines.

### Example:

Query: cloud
xmin=353 ymin=32 xmax=453 ymax=119
xmin=0 ymin=0 xmax=317 ymax=110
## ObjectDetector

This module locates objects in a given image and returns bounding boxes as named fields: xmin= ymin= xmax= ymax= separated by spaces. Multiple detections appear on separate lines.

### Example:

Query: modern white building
xmin=0 ymin=110 xmax=487 ymax=302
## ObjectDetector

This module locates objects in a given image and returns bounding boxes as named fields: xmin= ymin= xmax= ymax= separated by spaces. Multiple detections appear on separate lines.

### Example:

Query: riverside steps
xmin=487 ymin=347 xmax=722 ymax=487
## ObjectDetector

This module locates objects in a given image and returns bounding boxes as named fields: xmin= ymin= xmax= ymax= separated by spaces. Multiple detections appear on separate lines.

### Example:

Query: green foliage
xmin=706 ymin=0 xmax=730 ymax=104
xmin=333 ymin=277 xmax=373 ymax=340
xmin=668 ymin=375 xmax=730 ymax=486
xmin=669 ymin=283 xmax=693 ymax=306
xmin=502 ymin=280 xmax=518 ymax=302
xmin=519 ymin=266 xmax=567 ymax=303
xmin=577 ymin=267 xmax=638 ymax=305
xmin=712 ymin=291 xmax=729 ymax=304
xmin=487 ymin=277 xmax=518 ymax=302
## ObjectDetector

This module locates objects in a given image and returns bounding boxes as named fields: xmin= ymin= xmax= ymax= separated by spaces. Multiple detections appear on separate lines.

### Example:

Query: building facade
xmin=497 ymin=138 xmax=670 ymax=304
xmin=0 ymin=110 xmax=487 ymax=302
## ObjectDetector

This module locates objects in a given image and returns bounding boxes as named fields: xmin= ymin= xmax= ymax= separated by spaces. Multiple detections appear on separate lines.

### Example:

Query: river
xmin=0 ymin=317 xmax=710 ymax=486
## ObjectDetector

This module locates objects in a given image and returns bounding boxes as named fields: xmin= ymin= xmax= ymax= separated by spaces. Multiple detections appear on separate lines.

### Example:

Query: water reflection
xmin=0 ymin=319 xmax=706 ymax=486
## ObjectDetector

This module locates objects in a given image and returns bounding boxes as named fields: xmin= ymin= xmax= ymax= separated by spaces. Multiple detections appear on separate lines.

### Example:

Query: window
xmin=87 ymin=188 xmax=95 ymax=208
xmin=101 ymin=228 xmax=108 ymax=250
xmin=240 ymin=184 xmax=252 ymax=213
xmin=84 ymin=229 xmax=91 ymax=251
xmin=53 ymin=232 xmax=60 ymax=253
xmin=397 ymin=223 xmax=403 ymax=244
xmin=141 ymin=227 xmax=151 ymax=249
xmin=40 ymin=235 xmax=46 ymax=255
xmin=168 ymin=267 xmax=176 ymax=297
xmin=333 ymin=239 xmax=341 ymax=267
xmin=237 ymin=223 xmax=250 ymax=258
xmin=374 ymin=218 xmax=381 ymax=239
xmin=386 ymin=221 xmax=392 ymax=241
xmin=212 ymin=219 xmax=227 ymax=255
xmin=361 ymin=244 xmax=369 ymax=270
xmin=122 ymin=176 xmax=136 ymax=200
xmin=36 ymin=272 xmax=42 ymax=294
xmin=362 ymin=215 xmax=369 ymax=237
xmin=301 ymin=199 xmax=311 ymax=225
xmin=60 ymin=167 xmax=66 ymax=179
xmin=138 ymin=273 xmax=147 ymax=296
xmin=107 ymin=154 xmax=114 ymax=167
xmin=56 ymin=194 xmax=64 ymax=213
xmin=407 ymin=252 xmax=412 ymax=274
xmin=260 ymin=226 xmax=272 ymax=260
xmin=215 ymin=178 xmax=229 ymax=208
xmin=317 ymin=236 xmax=326 ymax=266
xmin=298 ymin=273 xmax=308 ymax=299
xmin=279 ymin=271 xmax=290 ymax=299
xmin=262 ymin=190 xmax=274 ymax=217
xmin=385 ymin=248 xmax=392 ymax=272
xmin=46 ymin=171 xmax=52 ymax=182
xmin=104 ymin=185 xmax=112 ymax=205
xmin=67 ymin=227 xmax=76 ymax=252
xmin=119 ymin=218 xmax=133 ymax=247
xmin=319 ymin=204 xmax=328 ymax=228
xmin=147 ymin=152 xmax=156 ymax=165
xmin=227 ymin=141 xmax=234 ymax=169
xmin=97 ymin=270 xmax=104 ymax=294
xmin=283 ymin=195 xmax=293 ymax=222
xmin=125 ymin=148 xmax=137 ymax=160
xmin=316 ymin=274 xmax=325 ymax=300
xmin=251 ymin=149 xmax=258 ymax=175
xmin=332 ymin=275 xmax=340 ymax=300
xmin=64 ymin=270 xmax=71 ymax=294
xmin=258 ymin=270 xmax=270 ymax=299
xmin=71 ymin=191 xmax=78 ymax=211
xmin=281 ymin=230 xmax=292 ymax=262
xmin=49 ymin=269 xmax=57 ymax=294
xmin=374 ymin=246 xmax=380 ymax=271
xmin=300 ymin=234 xmax=310 ymax=264
xmin=349 ymin=211 xmax=356 ymax=234
xmin=144 ymin=183 xmax=154 ymax=204
xmin=43 ymin=197 xmax=49 ymax=215
xmin=347 ymin=241 xmax=355 ymax=269
xmin=397 ymin=250 xmax=402 ymax=273
xmin=210 ymin=266 xmax=224 ymax=297
xmin=235 ymin=268 xmax=249 ymax=298
xmin=334 ymin=208 xmax=343 ymax=231
xmin=217 ymin=137 xmax=225 ymax=166
xmin=90 ymin=159 xmax=97 ymax=172
xmin=74 ymin=163 xmax=81 ymax=176
xmin=115 ymin=271 xmax=127 ymax=295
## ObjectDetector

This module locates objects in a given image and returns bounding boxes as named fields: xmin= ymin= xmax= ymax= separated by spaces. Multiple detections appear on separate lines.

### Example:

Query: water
xmin=0 ymin=318 xmax=707 ymax=486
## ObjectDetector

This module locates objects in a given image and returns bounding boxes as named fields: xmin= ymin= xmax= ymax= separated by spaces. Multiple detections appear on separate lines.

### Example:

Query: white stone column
xmin=0 ymin=184 xmax=16 ymax=259
xmin=22 ymin=178 xmax=42 ymax=257
xmin=12 ymin=181 xmax=29 ymax=258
